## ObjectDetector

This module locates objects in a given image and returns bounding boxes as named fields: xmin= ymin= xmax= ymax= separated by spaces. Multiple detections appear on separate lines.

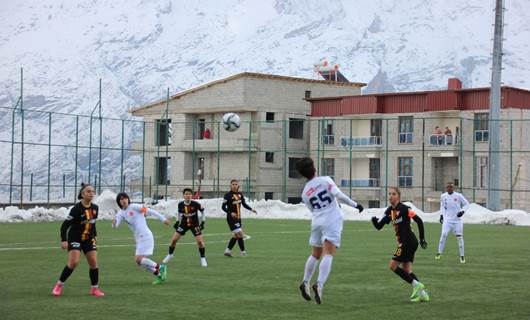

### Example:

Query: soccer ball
xmin=222 ymin=112 xmax=241 ymax=132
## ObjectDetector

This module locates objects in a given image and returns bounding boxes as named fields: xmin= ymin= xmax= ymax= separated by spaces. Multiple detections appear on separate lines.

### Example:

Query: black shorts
xmin=68 ymin=238 xmax=97 ymax=254
xmin=392 ymin=241 xmax=418 ymax=263
xmin=174 ymin=222 xmax=202 ymax=237
xmin=227 ymin=218 xmax=242 ymax=232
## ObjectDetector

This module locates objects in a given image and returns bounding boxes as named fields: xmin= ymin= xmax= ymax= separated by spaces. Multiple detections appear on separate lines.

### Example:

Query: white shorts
xmin=309 ymin=218 xmax=343 ymax=248
xmin=135 ymin=234 xmax=155 ymax=256
xmin=441 ymin=221 xmax=464 ymax=236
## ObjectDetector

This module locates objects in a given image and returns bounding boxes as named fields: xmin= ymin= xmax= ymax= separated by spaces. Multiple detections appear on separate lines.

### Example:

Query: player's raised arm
xmin=371 ymin=208 xmax=391 ymax=230
xmin=326 ymin=177 xmax=364 ymax=212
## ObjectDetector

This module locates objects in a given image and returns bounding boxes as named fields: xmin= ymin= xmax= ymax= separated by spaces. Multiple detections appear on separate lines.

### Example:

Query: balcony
xmin=171 ymin=138 xmax=258 ymax=152
xmin=399 ymin=133 xmax=413 ymax=144
xmin=340 ymin=136 xmax=382 ymax=148
xmin=340 ymin=178 xmax=380 ymax=188
xmin=474 ymin=130 xmax=489 ymax=142
xmin=398 ymin=176 xmax=413 ymax=187
xmin=322 ymin=135 xmax=335 ymax=145
xmin=429 ymin=134 xmax=459 ymax=146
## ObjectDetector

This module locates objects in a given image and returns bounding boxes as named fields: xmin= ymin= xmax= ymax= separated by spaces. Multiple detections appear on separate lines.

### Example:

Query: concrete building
xmin=130 ymin=72 xmax=365 ymax=201
xmin=308 ymin=78 xmax=530 ymax=211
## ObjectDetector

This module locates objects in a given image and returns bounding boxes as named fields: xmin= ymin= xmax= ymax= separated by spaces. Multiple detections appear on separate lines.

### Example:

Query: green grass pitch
xmin=1 ymin=219 xmax=529 ymax=320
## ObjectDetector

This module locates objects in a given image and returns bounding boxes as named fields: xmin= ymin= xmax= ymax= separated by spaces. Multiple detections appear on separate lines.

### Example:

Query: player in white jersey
xmin=295 ymin=157 xmax=364 ymax=304
xmin=113 ymin=192 xmax=171 ymax=284
xmin=435 ymin=182 xmax=470 ymax=263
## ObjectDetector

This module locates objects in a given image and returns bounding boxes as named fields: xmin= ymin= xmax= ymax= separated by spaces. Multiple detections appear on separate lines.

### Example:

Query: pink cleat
xmin=52 ymin=283 xmax=63 ymax=296
xmin=90 ymin=287 xmax=105 ymax=297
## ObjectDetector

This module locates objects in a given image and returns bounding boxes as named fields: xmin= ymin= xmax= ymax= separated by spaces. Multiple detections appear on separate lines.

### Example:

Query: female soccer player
xmin=222 ymin=179 xmax=256 ymax=257
xmin=371 ymin=187 xmax=430 ymax=302
xmin=52 ymin=183 xmax=104 ymax=297
xmin=162 ymin=188 xmax=208 ymax=267
xmin=113 ymin=192 xmax=170 ymax=284
xmin=295 ymin=157 xmax=364 ymax=304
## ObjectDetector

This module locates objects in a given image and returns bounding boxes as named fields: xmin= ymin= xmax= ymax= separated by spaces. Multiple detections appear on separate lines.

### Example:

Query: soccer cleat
xmin=435 ymin=254 xmax=441 ymax=260
xmin=152 ymin=276 xmax=163 ymax=285
xmin=224 ymin=250 xmax=233 ymax=257
xmin=410 ymin=295 xmax=421 ymax=302
xmin=159 ymin=264 xmax=168 ymax=280
xmin=312 ymin=282 xmax=322 ymax=305
xmin=200 ymin=258 xmax=208 ymax=267
xmin=90 ymin=287 xmax=105 ymax=297
xmin=240 ymin=251 xmax=247 ymax=257
xmin=460 ymin=256 xmax=466 ymax=264
xmin=52 ymin=283 xmax=63 ymax=296
xmin=420 ymin=290 xmax=430 ymax=302
xmin=410 ymin=282 xmax=425 ymax=300
xmin=162 ymin=254 xmax=173 ymax=264
xmin=299 ymin=281 xmax=311 ymax=301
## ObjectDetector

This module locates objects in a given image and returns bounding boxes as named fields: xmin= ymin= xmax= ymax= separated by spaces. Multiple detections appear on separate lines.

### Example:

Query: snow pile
xmin=1 ymin=189 xmax=530 ymax=226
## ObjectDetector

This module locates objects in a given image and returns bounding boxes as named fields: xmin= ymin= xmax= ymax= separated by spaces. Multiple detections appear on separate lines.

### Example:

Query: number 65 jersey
xmin=301 ymin=176 xmax=358 ymax=227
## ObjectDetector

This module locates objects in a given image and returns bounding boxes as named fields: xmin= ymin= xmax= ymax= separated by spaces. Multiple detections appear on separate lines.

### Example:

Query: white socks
xmin=303 ymin=255 xmax=318 ymax=283
xmin=317 ymin=255 xmax=333 ymax=286
xmin=457 ymin=235 xmax=465 ymax=257
xmin=139 ymin=258 xmax=158 ymax=273
xmin=162 ymin=254 xmax=174 ymax=264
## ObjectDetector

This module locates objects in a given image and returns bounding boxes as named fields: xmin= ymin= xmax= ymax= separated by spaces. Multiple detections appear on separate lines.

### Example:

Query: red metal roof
xmin=309 ymin=86 xmax=530 ymax=116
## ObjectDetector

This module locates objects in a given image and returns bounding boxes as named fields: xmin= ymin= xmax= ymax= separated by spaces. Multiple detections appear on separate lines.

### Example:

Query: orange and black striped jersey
xmin=177 ymin=200 xmax=203 ymax=227
xmin=378 ymin=203 xmax=424 ymax=245
xmin=222 ymin=191 xmax=253 ymax=220
xmin=60 ymin=202 xmax=99 ymax=242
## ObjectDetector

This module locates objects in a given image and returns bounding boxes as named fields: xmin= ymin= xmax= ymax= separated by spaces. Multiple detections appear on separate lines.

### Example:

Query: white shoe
xmin=200 ymin=258 xmax=208 ymax=267
xmin=162 ymin=254 xmax=173 ymax=264
xmin=240 ymin=251 xmax=247 ymax=257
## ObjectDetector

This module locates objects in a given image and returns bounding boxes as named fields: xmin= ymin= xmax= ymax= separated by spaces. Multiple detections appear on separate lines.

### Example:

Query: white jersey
xmin=114 ymin=204 xmax=166 ymax=242
xmin=301 ymin=176 xmax=358 ymax=226
xmin=440 ymin=192 xmax=469 ymax=222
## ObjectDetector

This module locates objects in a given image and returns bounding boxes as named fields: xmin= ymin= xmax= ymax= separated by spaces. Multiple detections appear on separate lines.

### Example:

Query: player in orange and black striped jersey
xmin=162 ymin=188 xmax=208 ymax=267
xmin=51 ymin=183 xmax=105 ymax=297
xmin=371 ymin=187 xmax=429 ymax=302
xmin=222 ymin=179 xmax=256 ymax=257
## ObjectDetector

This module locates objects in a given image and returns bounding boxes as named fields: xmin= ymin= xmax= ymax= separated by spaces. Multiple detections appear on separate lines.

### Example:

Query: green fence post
xmin=317 ymin=119 xmax=321 ymax=175
xmin=248 ymin=120 xmax=252 ymax=195
xmin=141 ymin=121 xmax=145 ymax=202
xmin=510 ymin=120 xmax=513 ymax=208
xmin=63 ymin=174 xmax=66 ymax=199
xmin=282 ymin=119 xmax=287 ymax=202
xmin=120 ymin=119 xmax=125 ymax=191
xmin=459 ymin=117 xmax=464 ymax=194
xmin=217 ymin=120 xmax=221 ymax=197
xmin=20 ymin=68 xmax=24 ymax=204
xmin=349 ymin=119 xmax=353 ymax=198
xmin=192 ymin=119 xmax=196 ymax=192
xmin=29 ymin=173 xmax=33 ymax=202
xmin=98 ymin=79 xmax=102 ymax=194
xmin=421 ymin=118 xmax=425 ymax=211
xmin=74 ymin=116 xmax=79 ymax=202
xmin=384 ymin=119 xmax=389 ymax=204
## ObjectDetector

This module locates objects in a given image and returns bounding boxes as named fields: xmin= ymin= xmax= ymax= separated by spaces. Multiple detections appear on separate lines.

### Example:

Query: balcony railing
xmin=398 ymin=176 xmax=413 ymax=187
xmin=340 ymin=136 xmax=382 ymax=148
xmin=340 ymin=179 xmax=380 ymax=187
xmin=429 ymin=134 xmax=459 ymax=145
xmin=474 ymin=130 xmax=489 ymax=142
xmin=399 ymin=133 xmax=413 ymax=144
xmin=322 ymin=135 xmax=335 ymax=145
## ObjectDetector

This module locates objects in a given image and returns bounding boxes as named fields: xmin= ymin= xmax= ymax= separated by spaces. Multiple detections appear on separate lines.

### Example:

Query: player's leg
xmin=454 ymin=222 xmax=465 ymax=263
xmin=224 ymin=220 xmax=240 ymax=256
xmin=402 ymin=262 xmax=429 ymax=302
xmin=300 ymin=227 xmax=322 ymax=301
xmin=236 ymin=228 xmax=246 ymax=256
xmin=312 ymin=222 xmax=341 ymax=305
xmin=163 ymin=232 xmax=182 ymax=263
xmin=52 ymin=248 xmax=81 ymax=296
xmin=193 ymin=227 xmax=207 ymax=267
xmin=85 ymin=248 xmax=104 ymax=297
xmin=436 ymin=222 xmax=451 ymax=259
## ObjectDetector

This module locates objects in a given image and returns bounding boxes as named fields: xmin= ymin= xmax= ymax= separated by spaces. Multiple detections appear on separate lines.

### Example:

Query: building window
xmin=369 ymin=158 xmax=380 ymax=187
xmin=305 ymin=90 xmax=311 ymax=99
xmin=368 ymin=200 xmax=380 ymax=208
xmin=321 ymin=120 xmax=334 ymax=145
xmin=288 ymin=197 xmax=302 ymax=204
xmin=155 ymin=119 xmax=172 ymax=146
xmin=398 ymin=116 xmax=413 ymax=144
xmin=398 ymin=157 xmax=413 ymax=187
xmin=474 ymin=113 xmax=489 ymax=142
xmin=289 ymin=118 xmax=304 ymax=139
xmin=265 ymin=152 xmax=274 ymax=163
xmin=266 ymin=112 xmax=275 ymax=123
xmin=321 ymin=158 xmax=335 ymax=180
xmin=371 ymin=119 xmax=382 ymax=137
xmin=288 ymin=157 xmax=303 ymax=178
xmin=155 ymin=157 xmax=171 ymax=185
xmin=474 ymin=157 xmax=488 ymax=188
xmin=197 ymin=157 xmax=205 ymax=180
xmin=265 ymin=192 xmax=274 ymax=200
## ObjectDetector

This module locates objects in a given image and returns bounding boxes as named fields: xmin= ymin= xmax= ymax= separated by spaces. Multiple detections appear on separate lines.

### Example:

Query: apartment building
xmin=130 ymin=72 xmax=365 ymax=201
xmin=308 ymin=79 xmax=530 ymax=211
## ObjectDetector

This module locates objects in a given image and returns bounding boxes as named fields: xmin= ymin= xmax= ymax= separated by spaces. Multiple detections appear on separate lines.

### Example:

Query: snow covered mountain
xmin=1 ymin=0 xmax=529 ymax=201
